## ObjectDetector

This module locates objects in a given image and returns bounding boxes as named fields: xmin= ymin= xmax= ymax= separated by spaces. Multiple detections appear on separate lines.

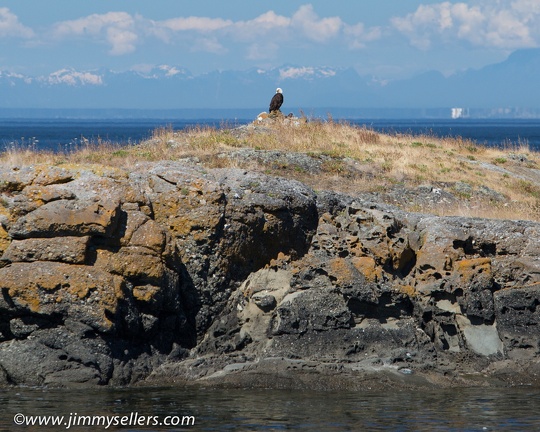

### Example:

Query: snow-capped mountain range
xmin=1 ymin=49 xmax=539 ymax=113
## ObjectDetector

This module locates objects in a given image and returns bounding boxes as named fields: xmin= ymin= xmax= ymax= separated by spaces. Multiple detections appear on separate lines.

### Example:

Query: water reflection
xmin=1 ymin=386 xmax=539 ymax=431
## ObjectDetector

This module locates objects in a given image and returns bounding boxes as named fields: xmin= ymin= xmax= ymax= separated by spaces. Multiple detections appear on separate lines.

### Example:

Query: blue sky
xmin=1 ymin=0 xmax=538 ymax=79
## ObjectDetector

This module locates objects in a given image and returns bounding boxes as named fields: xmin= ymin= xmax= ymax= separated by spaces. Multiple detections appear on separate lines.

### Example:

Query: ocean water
xmin=1 ymin=386 xmax=540 ymax=431
xmin=0 ymin=118 xmax=540 ymax=152
xmin=357 ymin=118 xmax=540 ymax=150
xmin=0 ymin=119 xmax=229 ymax=153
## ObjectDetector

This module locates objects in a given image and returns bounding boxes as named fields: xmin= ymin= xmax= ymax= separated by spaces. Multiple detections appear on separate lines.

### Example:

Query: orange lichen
xmin=329 ymin=257 xmax=356 ymax=284
xmin=455 ymin=257 xmax=492 ymax=281
xmin=133 ymin=284 xmax=160 ymax=303
xmin=397 ymin=284 xmax=418 ymax=297
xmin=350 ymin=256 xmax=382 ymax=283
xmin=0 ymin=224 xmax=10 ymax=255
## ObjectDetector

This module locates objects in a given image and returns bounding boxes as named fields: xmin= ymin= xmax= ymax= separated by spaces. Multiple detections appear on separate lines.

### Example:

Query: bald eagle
xmin=269 ymin=88 xmax=283 ymax=113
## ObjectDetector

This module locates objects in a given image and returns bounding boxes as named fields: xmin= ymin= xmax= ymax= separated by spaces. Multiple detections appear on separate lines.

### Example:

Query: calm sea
xmin=0 ymin=118 xmax=540 ymax=152
xmin=0 ymin=119 xmax=227 ymax=153
xmin=358 ymin=119 xmax=540 ymax=150
xmin=1 ymin=386 xmax=540 ymax=431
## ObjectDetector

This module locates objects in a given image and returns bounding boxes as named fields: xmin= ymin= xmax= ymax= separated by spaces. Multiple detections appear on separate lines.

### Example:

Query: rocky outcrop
xmin=0 ymin=161 xmax=539 ymax=388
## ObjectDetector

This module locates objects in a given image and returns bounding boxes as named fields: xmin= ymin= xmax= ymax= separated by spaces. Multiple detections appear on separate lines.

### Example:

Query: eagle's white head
xmin=276 ymin=88 xmax=283 ymax=94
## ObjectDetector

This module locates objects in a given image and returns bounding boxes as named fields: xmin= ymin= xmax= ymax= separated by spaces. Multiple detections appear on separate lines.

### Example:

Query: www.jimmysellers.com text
xmin=13 ymin=412 xmax=196 ymax=429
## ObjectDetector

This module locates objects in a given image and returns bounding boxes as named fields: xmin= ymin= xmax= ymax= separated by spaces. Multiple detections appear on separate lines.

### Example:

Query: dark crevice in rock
xmin=156 ymin=174 xmax=178 ymax=186
xmin=346 ymin=292 xmax=414 ymax=324
xmin=1 ymin=288 xmax=15 ymax=309
xmin=453 ymin=237 xmax=497 ymax=257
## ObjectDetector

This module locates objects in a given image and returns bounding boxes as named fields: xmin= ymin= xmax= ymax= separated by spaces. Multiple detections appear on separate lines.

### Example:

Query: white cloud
xmin=106 ymin=25 xmax=138 ymax=55
xmin=391 ymin=1 xmax=539 ymax=50
xmin=0 ymin=8 xmax=34 ymax=39
xmin=452 ymin=4 xmax=486 ymax=44
xmin=44 ymin=5 xmax=380 ymax=60
xmin=232 ymin=11 xmax=290 ymax=42
xmin=511 ymin=0 xmax=540 ymax=18
xmin=53 ymin=12 xmax=138 ymax=55
xmin=291 ymin=5 xmax=342 ymax=42
xmin=249 ymin=10 xmax=291 ymax=29
xmin=148 ymin=5 xmax=379 ymax=57
xmin=344 ymin=23 xmax=382 ymax=49
xmin=485 ymin=9 xmax=533 ymax=48
xmin=158 ymin=16 xmax=232 ymax=33
xmin=149 ymin=10 xmax=290 ymax=47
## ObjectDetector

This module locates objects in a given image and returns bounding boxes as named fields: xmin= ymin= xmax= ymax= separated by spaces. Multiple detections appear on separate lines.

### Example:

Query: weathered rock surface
xmin=0 ymin=162 xmax=539 ymax=389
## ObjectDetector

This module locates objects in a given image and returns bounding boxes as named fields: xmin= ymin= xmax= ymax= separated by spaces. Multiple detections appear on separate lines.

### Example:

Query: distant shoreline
xmin=2 ymin=107 xmax=540 ymax=120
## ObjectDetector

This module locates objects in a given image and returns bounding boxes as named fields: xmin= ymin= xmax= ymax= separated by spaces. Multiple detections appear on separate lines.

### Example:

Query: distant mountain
xmin=381 ymin=48 xmax=540 ymax=109
xmin=0 ymin=65 xmax=368 ymax=111
xmin=0 ymin=49 xmax=539 ymax=115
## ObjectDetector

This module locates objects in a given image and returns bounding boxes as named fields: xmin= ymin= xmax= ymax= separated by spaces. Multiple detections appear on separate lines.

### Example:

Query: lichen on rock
xmin=0 ymin=161 xmax=539 ymax=389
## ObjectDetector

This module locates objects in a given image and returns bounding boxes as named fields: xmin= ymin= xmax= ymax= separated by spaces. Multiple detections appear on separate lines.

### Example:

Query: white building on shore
xmin=451 ymin=107 xmax=469 ymax=119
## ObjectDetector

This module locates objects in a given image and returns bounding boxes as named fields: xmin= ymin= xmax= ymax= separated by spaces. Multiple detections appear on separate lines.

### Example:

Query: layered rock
xmin=0 ymin=162 xmax=539 ymax=388
xmin=0 ymin=162 xmax=317 ymax=386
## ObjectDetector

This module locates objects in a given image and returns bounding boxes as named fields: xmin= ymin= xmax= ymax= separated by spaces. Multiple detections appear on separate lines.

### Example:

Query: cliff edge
xmin=0 ymin=129 xmax=539 ymax=389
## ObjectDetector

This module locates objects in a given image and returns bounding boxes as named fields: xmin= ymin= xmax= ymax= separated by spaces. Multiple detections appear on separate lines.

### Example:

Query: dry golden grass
xmin=1 ymin=118 xmax=539 ymax=221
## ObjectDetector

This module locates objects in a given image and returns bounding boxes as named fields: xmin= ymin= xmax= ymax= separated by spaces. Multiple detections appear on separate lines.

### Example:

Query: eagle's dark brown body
xmin=269 ymin=89 xmax=283 ymax=113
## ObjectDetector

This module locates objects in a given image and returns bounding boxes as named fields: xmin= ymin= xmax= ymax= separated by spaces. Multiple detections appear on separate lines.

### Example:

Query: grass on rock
xmin=1 ymin=119 xmax=539 ymax=222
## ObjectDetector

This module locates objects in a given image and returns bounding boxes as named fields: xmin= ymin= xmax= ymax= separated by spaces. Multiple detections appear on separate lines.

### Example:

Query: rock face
xmin=0 ymin=162 xmax=539 ymax=388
